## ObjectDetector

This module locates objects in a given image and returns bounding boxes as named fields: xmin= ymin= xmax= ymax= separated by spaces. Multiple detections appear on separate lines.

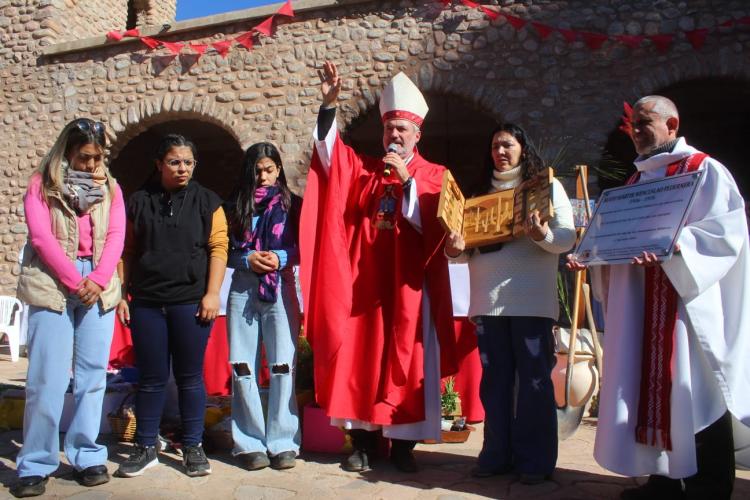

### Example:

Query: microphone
xmin=384 ymin=143 xmax=399 ymax=177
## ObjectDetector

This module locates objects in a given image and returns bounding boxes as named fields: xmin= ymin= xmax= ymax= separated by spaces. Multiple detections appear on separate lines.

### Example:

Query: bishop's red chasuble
xmin=300 ymin=135 xmax=459 ymax=425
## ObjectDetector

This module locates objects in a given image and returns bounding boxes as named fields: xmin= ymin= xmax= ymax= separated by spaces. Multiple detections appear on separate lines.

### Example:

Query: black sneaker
xmin=342 ymin=449 xmax=370 ymax=472
xmin=77 ymin=465 xmax=110 ymax=487
xmin=269 ymin=451 xmax=296 ymax=470
xmin=183 ymin=444 xmax=211 ymax=477
xmin=116 ymin=444 xmax=159 ymax=477
xmin=9 ymin=476 xmax=48 ymax=498
xmin=240 ymin=451 xmax=270 ymax=471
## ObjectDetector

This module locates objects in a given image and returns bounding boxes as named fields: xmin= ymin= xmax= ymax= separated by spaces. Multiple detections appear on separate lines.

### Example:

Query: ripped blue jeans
xmin=474 ymin=315 xmax=557 ymax=475
xmin=227 ymin=269 xmax=300 ymax=456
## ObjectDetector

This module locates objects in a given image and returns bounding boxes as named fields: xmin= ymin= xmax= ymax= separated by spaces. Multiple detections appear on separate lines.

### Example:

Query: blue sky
xmin=176 ymin=0 xmax=278 ymax=21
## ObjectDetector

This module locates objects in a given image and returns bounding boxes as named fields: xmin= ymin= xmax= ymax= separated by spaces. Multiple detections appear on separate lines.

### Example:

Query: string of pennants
xmin=105 ymin=0 xmax=749 ymax=58
xmin=439 ymin=0 xmax=750 ymax=52
xmin=105 ymin=0 xmax=294 ymax=59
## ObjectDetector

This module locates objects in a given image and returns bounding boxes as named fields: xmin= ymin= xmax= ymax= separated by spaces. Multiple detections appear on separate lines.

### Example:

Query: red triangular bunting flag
xmin=531 ymin=22 xmax=554 ymax=39
xmin=480 ymin=6 xmax=500 ymax=21
xmin=122 ymin=28 xmax=141 ymax=38
xmin=140 ymin=36 xmax=161 ymax=50
xmin=648 ymin=34 xmax=674 ymax=53
xmin=581 ymin=31 xmax=608 ymax=50
xmin=558 ymin=28 xmax=578 ymax=43
xmin=277 ymin=0 xmax=294 ymax=17
xmin=106 ymin=31 xmax=123 ymax=41
xmin=460 ymin=0 xmax=479 ymax=8
xmin=253 ymin=16 xmax=275 ymax=36
xmin=212 ymin=40 xmax=233 ymax=58
xmin=235 ymin=32 xmax=254 ymax=50
xmin=161 ymin=41 xmax=184 ymax=55
xmin=685 ymin=28 xmax=709 ymax=50
xmin=505 ymin=14 xmax=527 ymax=30
xmin=189 ymin=43 xmax=208 ymax=55
xmin=719 ymin=19 xmax=735 ymax=28
xmin=617 ymin=34 xmax=644 ymax=49
xmin=737 ymin=16 xmax=750 ymax=26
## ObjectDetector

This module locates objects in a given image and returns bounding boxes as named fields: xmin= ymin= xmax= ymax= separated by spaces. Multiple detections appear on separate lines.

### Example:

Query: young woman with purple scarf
xmin=225 ymin=142 xmax=302 ymax=471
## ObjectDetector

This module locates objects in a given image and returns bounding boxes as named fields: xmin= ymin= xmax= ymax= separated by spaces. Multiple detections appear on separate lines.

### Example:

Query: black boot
xmin=390 ymin=439 xmax=418 ymax=473
xmin=343 ymin=429 xmax=377 ymax=472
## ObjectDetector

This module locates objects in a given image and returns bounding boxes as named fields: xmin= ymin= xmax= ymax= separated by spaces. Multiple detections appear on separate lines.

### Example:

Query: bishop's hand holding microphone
xmin=382 ymin=142 xmax=411 ymax=186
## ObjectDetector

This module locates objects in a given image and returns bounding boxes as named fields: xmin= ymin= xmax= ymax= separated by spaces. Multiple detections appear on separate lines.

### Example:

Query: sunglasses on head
xmin=73 ymin=119 xmax=106 ymax=143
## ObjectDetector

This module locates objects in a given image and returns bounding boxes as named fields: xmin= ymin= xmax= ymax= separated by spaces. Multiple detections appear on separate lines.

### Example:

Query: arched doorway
xmin=600 ymin=78 xmax=750 ymax=199
xmin=109 ymin=119 xmax=244 ymax=199
xmin=344 ymin=91 xmax=498 ymax=195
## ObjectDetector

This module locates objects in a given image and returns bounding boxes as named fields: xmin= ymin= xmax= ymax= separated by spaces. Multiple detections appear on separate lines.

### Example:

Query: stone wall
xmin=0 ymin=0 xmax=749 ymax=293
xmin=0 ymin=0 xmax=128 ymax=67
xmin=133 ymin=0 xmax=177 ymax=28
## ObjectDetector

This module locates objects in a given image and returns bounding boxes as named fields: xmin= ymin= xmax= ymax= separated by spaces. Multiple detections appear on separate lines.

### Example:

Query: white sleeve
xmin=532 ymin=178 xmax=577 ymax=254
xmin=401 ymin=178 xmax=422 ymax=233
xmin=661 ymin=159 xmax=749 ymax=301
xmin=312 ymin=119 xmax=338 ymax=175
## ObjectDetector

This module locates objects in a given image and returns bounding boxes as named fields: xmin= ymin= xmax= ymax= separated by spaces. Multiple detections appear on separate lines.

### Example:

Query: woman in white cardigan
xmin=445 ymin=123 xmax=576 ymax=484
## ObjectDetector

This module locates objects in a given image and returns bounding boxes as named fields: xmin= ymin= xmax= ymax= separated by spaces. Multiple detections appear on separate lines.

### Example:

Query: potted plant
xmin=436 ymin=377 xmax=473 ymax=443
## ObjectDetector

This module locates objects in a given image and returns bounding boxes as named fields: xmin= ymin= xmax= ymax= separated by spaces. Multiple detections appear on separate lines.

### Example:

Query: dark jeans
xmin=475 ymin=315 xmax=557 ymax=475
xmin=644 ymin=410 xmax=735 ymax=499
xmin=130 ymin=301 xmax=212 ymax=447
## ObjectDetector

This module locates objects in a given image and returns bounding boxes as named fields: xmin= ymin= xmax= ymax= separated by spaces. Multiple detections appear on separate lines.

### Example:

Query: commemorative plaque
xmin=572 ymin=170 xmax=704 ymax=265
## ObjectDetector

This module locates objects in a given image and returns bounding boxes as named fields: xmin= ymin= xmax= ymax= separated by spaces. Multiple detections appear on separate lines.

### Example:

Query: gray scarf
xmin=62 ymin=168 xmax=106 ymax=214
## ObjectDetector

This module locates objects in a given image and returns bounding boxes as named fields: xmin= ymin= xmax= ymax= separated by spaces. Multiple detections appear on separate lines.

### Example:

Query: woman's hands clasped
xmin=77 ymin=278 xmax=103 ymax=307
xmin=248 ymin=251 xmax=280 ymax=274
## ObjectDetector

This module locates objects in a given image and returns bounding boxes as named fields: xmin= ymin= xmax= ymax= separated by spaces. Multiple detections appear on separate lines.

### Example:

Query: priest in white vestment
xmin=572 ymin=96 xmax=750 ymax=500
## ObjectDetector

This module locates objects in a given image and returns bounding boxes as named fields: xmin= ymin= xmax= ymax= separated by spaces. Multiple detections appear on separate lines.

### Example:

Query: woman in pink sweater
xmin=12 ymin=118 xmax=125 ymax=498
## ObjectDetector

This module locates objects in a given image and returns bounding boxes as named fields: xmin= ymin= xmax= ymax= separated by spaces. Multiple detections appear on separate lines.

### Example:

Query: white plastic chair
xmin=0 ymin=296 xmax=23 ymax=362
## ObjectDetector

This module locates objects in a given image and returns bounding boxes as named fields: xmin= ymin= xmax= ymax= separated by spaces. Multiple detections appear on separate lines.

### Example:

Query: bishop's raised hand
xmin=319 ymin=60 xmax=341 ymax=108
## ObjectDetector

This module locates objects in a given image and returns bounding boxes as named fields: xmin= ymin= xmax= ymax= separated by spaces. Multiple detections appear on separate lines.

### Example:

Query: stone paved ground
xmin=1 ymin=351 xmax=748 ymax=499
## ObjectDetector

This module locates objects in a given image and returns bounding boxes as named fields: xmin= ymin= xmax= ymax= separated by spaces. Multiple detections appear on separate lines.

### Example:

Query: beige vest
xmin=17 ymin=181 xmax=122 ymax=312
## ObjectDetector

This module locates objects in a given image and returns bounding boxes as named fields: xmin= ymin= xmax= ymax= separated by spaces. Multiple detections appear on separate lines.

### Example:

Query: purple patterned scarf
xmin=244 ymin=184 xmax=287 ymax=302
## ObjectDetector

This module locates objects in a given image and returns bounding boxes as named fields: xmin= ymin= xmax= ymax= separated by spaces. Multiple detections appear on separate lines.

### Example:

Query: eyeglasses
xmin=165 ymin=158 xmax=197 ymax=168
xmin=73 ymin=119 xmax=106 ymax=144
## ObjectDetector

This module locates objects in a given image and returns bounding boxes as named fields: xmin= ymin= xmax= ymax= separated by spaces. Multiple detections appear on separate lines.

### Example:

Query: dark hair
xmin=473 ymin=122 xmax=545 ymax=196
xmin=226 ymin=142 xmax=292 ymax=240
xmin=154 ymin=134 xmax=197 ymax=162
xmin=63 ymin=118 xmax=106 ymax=158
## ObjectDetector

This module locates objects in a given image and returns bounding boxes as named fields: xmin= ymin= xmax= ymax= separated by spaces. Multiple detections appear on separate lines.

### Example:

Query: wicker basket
xmin=107 ymin=393 xmax=136 ymax=442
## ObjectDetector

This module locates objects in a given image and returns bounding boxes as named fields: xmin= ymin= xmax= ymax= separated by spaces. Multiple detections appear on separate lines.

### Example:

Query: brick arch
xmin=106 ymin=93 xmax=247 ymax=160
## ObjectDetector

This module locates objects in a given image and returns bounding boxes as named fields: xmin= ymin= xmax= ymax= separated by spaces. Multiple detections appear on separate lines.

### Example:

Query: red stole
xmin=628 ymin=152 xmax=707 ymax=450
xmin=300 ymin=136 xmax=459 ymax=425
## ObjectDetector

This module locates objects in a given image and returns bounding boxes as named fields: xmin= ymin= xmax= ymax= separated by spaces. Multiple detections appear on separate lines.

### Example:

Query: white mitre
xmin=379 ymin=72 xmax=429 ymax=128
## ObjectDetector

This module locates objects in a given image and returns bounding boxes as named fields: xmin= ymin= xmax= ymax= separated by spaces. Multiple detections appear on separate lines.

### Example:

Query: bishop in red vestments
xmin=300 ymin=62 xmax=459 ymax=473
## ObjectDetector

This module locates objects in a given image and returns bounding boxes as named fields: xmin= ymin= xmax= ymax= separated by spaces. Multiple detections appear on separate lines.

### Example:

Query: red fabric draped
xmin=300 ymin=137 xmax=459 ymax=425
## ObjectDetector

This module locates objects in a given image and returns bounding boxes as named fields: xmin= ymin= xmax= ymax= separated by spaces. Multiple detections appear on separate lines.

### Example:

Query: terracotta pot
xmin=552 ymin=353 xmax=598 ymax=408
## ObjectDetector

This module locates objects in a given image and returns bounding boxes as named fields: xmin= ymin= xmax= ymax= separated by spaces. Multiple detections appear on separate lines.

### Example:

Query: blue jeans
xmin=129 ymin=301 xmax=211 ymax=447
xmin=475 ymin=315 xmax=558 ymax=475
xmin=228 ymin=269 xmax=300 ymax=456
xmin=16 ymin=258 xmax=115 ymax=478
